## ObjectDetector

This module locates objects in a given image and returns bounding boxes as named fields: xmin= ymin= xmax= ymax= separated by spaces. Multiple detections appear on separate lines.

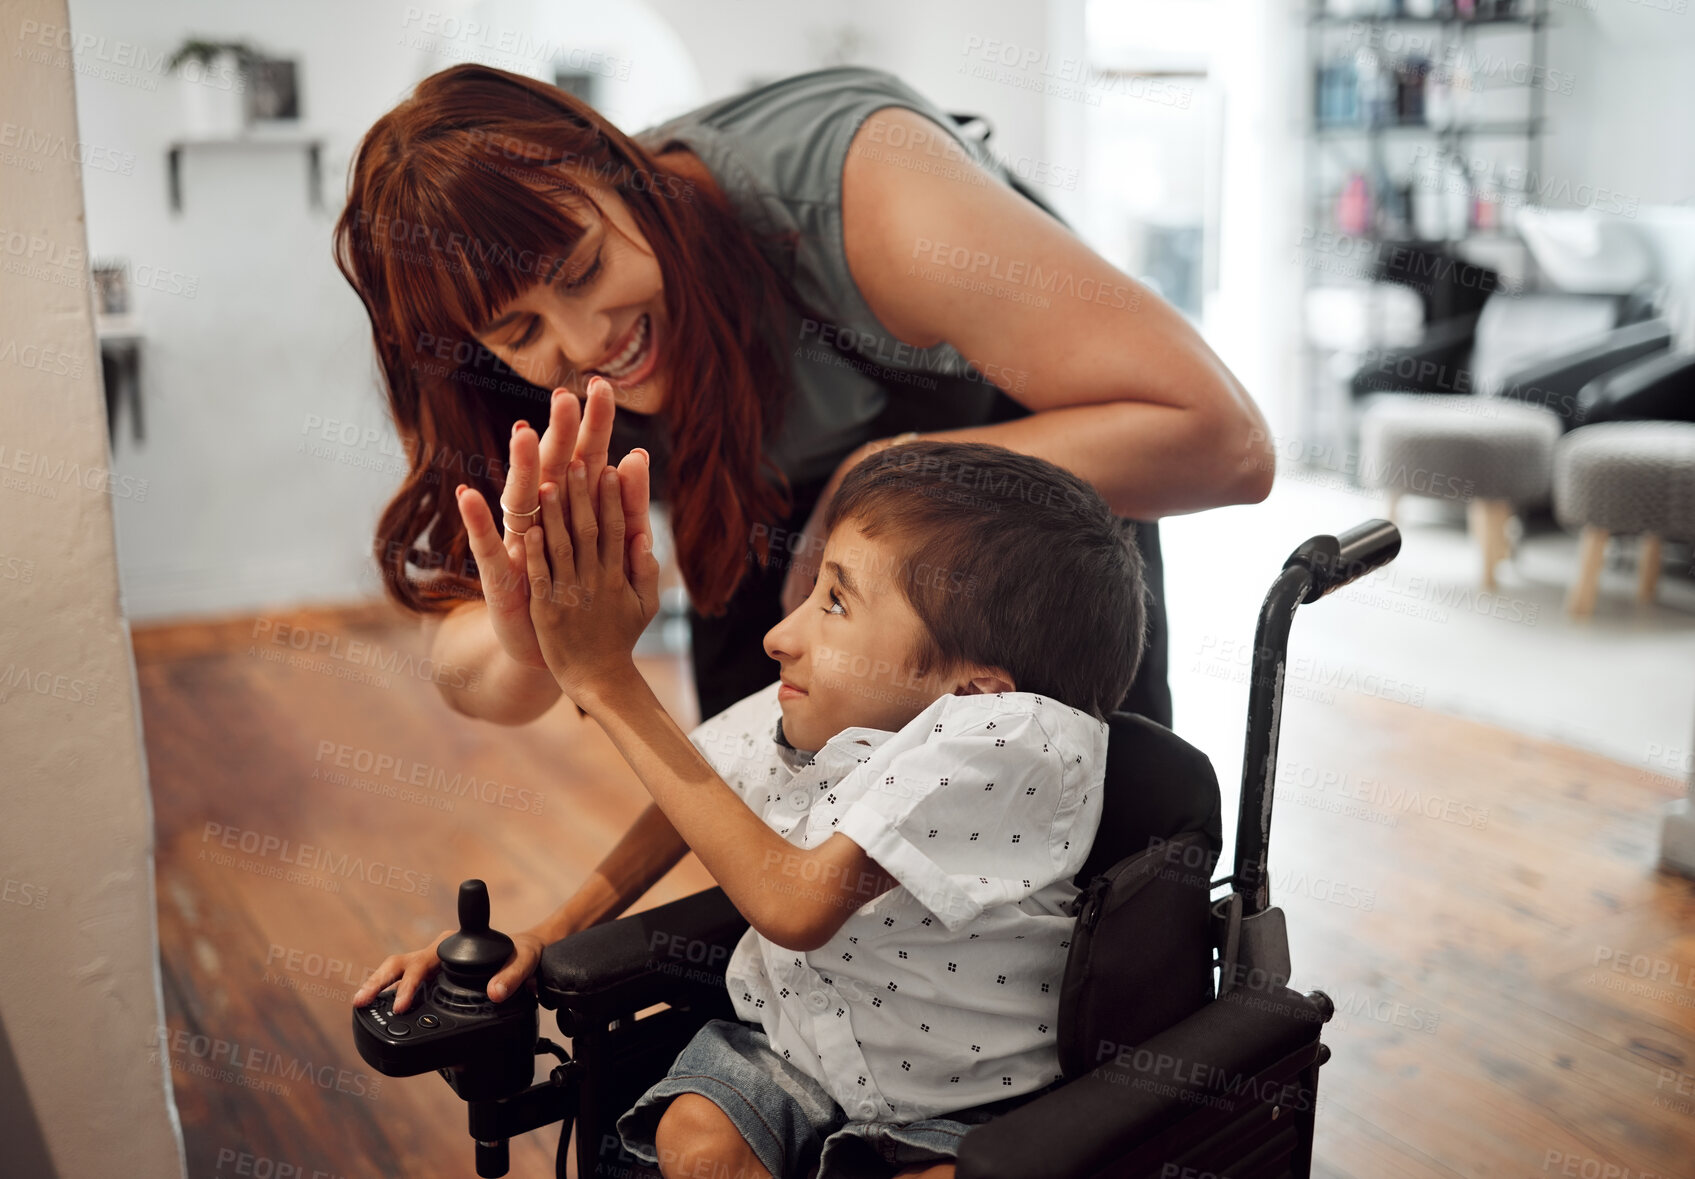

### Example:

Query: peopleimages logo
xmin=0 ymin=443 xmax=150 ymax=501
xmin=248 ymin=618 xmax=481 ymax=692
xmin=0 ymin=661 xmax=99 ymax=706
xmin=311 ymin=740 xmax=545 ymax=816
xmin=0 ymin=337 xmax=86 ymax=378
xmin=909 ymin=236 xmax=1143 ymax=310
xmin=1093 ymin=1040 xmax=1313 ymax=1111
xmin=0 ymin=121 xmax=136 ymax=174
xmin=199 ymin=823 xmax=432 ymax=896
xmin=150 ymin=1024 xmax=382 ymax=1102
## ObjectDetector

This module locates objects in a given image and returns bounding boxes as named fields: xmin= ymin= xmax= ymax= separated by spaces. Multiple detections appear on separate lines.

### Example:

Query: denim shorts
xmin=615 ymin=1018 xmax=1022 ymax=1179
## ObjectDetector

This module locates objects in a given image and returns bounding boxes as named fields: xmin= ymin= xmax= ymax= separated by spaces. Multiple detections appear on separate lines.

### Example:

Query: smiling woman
xmin=333 ymin=63 xmax=813 ymax=634
xmin=334 ymin=61 xmax=1274 ymax=738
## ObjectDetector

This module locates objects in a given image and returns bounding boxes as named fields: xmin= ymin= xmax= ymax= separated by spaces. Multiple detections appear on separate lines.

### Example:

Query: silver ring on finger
xmin=501 ymin=499 xmax=540 ymax=536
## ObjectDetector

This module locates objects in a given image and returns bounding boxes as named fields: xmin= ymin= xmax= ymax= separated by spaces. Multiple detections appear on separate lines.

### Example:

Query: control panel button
xmin=389 ymin=1023 xmax=411 ymax=1036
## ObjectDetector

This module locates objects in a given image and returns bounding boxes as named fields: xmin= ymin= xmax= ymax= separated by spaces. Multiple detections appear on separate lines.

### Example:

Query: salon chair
xmin=1347 ymin=241 xmax=1673 ymax=432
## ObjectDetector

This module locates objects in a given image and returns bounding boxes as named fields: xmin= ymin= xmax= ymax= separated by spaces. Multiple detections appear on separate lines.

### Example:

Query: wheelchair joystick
xmin=353 ymin=880 xmax=546 ymax=1167
xmin=353 ymin=881 xmax=582 ymax=1176
xmin=433 ymin=879 xmax=517 ymax=1013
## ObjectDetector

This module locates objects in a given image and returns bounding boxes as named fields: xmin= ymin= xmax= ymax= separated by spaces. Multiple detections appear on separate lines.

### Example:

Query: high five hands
xmin=453 ymin=377 xmax=660 ymax=699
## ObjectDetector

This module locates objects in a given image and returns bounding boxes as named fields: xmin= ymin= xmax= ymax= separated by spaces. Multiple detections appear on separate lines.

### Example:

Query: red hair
xmin=333 ymin=63 xmax=813 ymax=618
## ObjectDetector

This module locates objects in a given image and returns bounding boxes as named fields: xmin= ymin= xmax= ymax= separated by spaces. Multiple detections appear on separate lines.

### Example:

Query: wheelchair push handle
xmin=1232 ymin=519 xmax=1402 ymax=918
xmin=1283 ymin=518 xmax=1400 ymax=604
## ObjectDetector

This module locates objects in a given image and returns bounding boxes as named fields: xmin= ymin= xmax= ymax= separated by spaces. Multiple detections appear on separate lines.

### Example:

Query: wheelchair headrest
xmin=1074 ymin=711 xmax=1224 ymax=887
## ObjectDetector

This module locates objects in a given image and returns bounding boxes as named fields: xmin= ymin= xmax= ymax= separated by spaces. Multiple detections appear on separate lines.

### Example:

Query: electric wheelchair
xmin=353 ymin=520 xmax=1401 ymax=1178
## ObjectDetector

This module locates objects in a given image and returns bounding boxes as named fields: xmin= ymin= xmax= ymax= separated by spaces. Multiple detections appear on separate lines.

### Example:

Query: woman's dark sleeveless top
xmin=621 ymin=65 xmax=1062 ymax=489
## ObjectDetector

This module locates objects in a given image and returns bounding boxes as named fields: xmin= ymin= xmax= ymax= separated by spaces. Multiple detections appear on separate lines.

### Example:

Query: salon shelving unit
xmin=1297 ymin=0 xmax=1550 ymax=468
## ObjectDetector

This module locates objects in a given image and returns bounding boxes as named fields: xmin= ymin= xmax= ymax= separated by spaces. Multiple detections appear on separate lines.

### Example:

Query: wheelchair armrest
xmin=955 ymin=985 xmax=1328 ymax=1179
xmin=1575 ymin=346 xmax=1695 ymax=426
xmin=537 ymin=886 xmax=749 ymax=1031
xmin=1496 ymin=317 xmax=1672 ymax=430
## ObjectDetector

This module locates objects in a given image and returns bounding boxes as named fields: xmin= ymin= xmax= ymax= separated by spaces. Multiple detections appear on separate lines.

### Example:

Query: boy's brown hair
xmin=821 ymin=439 xmax=1147 ymax=722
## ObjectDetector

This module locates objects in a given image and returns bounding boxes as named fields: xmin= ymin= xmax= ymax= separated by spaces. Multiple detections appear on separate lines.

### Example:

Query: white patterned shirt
xmin=686 ymin=679 xmax=1108 ymax=1122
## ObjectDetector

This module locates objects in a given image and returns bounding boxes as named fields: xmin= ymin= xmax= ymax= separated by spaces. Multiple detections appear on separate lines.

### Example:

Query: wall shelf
xmin=1307 ymin=12 xmax=1547 ymax=27
xmin=1315 ymin=118 xmax=1544 ymax=136
xmin=165 ymin=132 xmax=324 ymax=214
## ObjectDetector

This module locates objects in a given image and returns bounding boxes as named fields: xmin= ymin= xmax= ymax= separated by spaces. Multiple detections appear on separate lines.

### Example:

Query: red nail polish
xmin=514 ymin=420 xmax=528 ymax=433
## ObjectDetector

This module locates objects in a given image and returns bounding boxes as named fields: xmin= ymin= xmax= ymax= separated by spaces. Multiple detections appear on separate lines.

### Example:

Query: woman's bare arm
xmin=423 ymin=601 xmax=564 ymax=725
xmin=523 ymin=800 xmax=693 ymax=944
xmin=841 ymin=106 xmax=1276 ymax=518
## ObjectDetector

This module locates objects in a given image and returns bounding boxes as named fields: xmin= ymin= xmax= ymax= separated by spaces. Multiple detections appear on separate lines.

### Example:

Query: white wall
xmin=1542 ymin=1 xmax=1695 ymax=211
xmin=70 ymin=0 xmax=448 ymax=620
xmin=642 ymin=0 xmax=1053 ymax=164
xmin=1214 ymin=0 xmax=1306 ymax=439
xmin=0 ymin=0 xmax=187 ymax=1172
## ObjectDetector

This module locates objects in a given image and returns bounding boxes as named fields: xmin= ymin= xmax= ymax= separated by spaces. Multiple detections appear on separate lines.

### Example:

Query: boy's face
xmin=761 ymin=518 xmax=961 ymax=753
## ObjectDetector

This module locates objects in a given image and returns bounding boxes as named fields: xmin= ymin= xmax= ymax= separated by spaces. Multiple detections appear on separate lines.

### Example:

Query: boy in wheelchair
xmin=359 ymin=436 xmax=1147 ymax=1179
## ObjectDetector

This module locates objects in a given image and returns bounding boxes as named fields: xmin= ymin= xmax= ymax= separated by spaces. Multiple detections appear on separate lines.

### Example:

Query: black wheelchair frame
xmin=353 ymin=519 xmax=1401 ymax=1178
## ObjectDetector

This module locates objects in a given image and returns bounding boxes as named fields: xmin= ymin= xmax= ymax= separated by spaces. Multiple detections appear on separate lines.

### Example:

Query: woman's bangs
xmin=379 ymin=147 xmax=592 ymax=354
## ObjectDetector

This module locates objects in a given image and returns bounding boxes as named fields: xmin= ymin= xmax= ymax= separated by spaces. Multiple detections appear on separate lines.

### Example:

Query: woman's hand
xmin=522 ymin=453 xmax=662 ymax=702
xmin=455 ymin=378 xmax=648 ymax=669
xmin=351 ymin=929 xmax=548 ymax=1014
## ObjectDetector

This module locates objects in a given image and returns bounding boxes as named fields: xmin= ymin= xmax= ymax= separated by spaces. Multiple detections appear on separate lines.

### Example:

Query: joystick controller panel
xmin=352 ymin=880 xmax=539 ymax=1102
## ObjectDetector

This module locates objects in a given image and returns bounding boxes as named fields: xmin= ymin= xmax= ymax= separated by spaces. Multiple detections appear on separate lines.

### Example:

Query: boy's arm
xmin=521 ymin=800 xmax=693 ymax=945
xmin=352 ymin=797 xmax=693 ymax=1013
xmin=579 ymin=665 xmax=898 ymax=952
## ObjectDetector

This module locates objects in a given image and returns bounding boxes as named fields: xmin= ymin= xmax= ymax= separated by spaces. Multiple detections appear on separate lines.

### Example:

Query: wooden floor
xmin=133 ymin=603 xmax=1695 ymax=1178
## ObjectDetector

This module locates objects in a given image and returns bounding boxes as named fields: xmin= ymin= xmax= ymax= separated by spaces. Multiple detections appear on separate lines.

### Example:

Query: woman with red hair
xmin=335 ymin=62 xmax=1273 ymax=736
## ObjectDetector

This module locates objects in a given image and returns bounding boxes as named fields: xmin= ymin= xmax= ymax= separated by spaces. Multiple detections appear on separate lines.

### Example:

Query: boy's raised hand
xmin=522 ymin=440 xmax=661 ymax=701
xmin=453 ymin=377 xmax=630 ymax=670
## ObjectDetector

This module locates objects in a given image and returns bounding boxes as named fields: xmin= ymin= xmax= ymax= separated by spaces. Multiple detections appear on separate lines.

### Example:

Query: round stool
xmin=1358 ymin=394 xmax=1563 ymax=590
xmin=1552 ymin=421 xmax=1695 ymax=617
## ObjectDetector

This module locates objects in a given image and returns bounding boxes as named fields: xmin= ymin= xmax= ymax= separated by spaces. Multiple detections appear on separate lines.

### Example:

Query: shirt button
xmin=807 ymin=990 xmax=828 ymax=1011
xmin=855 ymin=1098 xmax=878 ymax=1119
